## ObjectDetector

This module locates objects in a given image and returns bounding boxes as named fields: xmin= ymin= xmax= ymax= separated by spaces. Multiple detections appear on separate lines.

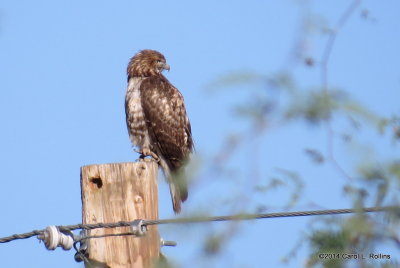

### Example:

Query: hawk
xmin=125 ymin=49 xmax=194 ymax=213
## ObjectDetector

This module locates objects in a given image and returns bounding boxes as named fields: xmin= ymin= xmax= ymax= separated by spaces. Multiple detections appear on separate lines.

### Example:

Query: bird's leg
xmin=143 ymin=148 xmax=160 ymax=162
xmin=136 ymin=148 xmax=160 ymax=162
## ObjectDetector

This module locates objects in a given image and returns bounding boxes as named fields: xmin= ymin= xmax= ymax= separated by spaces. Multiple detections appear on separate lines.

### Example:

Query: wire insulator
xmin=37 ymin=226 xmax=73 ymax=250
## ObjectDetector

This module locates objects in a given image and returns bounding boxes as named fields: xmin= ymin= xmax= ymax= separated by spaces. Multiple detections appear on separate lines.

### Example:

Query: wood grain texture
xmin=81 ymin=161 xmax=159 ymax=268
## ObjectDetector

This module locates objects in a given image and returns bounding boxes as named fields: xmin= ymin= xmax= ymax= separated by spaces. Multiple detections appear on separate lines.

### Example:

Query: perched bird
xmin=125 ymin=49 xmax=194 ymax=213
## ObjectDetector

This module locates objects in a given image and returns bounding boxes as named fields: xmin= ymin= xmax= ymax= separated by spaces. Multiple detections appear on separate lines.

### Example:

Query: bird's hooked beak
xmin=163 ymin=63 xmax=170 ymax=72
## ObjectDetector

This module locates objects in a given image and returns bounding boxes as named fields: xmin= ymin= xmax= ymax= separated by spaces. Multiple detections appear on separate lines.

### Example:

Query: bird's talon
xmin=137 ymin=154 xmax=146 ymax=162
xmin=138 ymin=148 xmax=160 ymax=162
xmin=147 ymin=151 xmax=159 ymax=162
xmin=152 ymin=155 xmax=160 ymax=163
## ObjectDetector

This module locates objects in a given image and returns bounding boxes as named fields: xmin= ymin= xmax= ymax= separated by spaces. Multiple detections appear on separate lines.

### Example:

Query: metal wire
xmin=0 ymin=230 xmax=44 ymax=243
xmin=73 ymin=232 xmax=138 ymax=262
xmin=144 ymin=206 xmax=398 ymax=225
xmin=1 ymin=206 xmax=398 ymax=244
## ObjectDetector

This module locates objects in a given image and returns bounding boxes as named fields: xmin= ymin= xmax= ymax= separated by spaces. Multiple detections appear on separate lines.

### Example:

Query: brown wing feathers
xmin=140 ymin=76 xmax=192 ymax=172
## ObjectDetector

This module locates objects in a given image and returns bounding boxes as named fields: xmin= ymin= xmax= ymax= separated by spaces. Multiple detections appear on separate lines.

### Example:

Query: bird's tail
xmin=169 ymin=179 xmax=187 ymax=214
xmin=160 ymin=158 xmax=188 ymax=214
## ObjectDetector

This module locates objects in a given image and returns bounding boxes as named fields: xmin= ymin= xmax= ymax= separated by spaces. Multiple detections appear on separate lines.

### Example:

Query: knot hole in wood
xmin=90 ymin=177 xmax=103 ymax=189
xmin=136 ymin=163 xmax=147 ymax=177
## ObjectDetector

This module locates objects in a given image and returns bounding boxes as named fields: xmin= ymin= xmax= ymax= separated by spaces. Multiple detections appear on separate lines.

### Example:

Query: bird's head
xmin=127 ymin=49 xmax=170 ymax=78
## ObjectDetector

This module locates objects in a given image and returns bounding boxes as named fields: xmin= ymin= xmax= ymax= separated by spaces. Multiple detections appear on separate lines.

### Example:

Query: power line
xmin=0 ymin=230 xmax=43 ymax=244
xmin=0 ymin=206 xmax=398 ymax=244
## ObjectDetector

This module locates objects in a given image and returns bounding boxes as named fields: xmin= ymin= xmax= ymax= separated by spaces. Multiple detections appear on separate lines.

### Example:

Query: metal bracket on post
xmin=130 ymin=219 xmax=147 ymax=237
xmin=160 ymin=238 xmax=177 ymax=247
xmin=74 ymin=229 xmax=88 ymax=263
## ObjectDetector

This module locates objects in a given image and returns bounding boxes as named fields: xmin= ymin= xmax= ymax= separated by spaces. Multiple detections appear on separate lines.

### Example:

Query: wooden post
xmin=80 ymin=161 xmax=160 ymax=268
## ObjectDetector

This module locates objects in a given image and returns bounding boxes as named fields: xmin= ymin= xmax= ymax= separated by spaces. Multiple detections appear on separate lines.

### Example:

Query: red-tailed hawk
xmin=125 ymin=49 xmax=194 ymax=213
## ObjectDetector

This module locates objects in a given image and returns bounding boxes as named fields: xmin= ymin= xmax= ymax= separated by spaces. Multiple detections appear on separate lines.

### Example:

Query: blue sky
xmin=1 ymin=0 xmax=399 ymax=267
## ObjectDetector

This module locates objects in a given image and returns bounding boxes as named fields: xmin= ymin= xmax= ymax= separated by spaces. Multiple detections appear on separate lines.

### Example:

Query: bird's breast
xmin=125 ymin=77 xmax=150 ymax=149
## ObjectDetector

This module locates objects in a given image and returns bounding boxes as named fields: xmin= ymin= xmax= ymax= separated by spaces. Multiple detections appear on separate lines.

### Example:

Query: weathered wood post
xmin=80 ymin=161 xmax=160 ymax=268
